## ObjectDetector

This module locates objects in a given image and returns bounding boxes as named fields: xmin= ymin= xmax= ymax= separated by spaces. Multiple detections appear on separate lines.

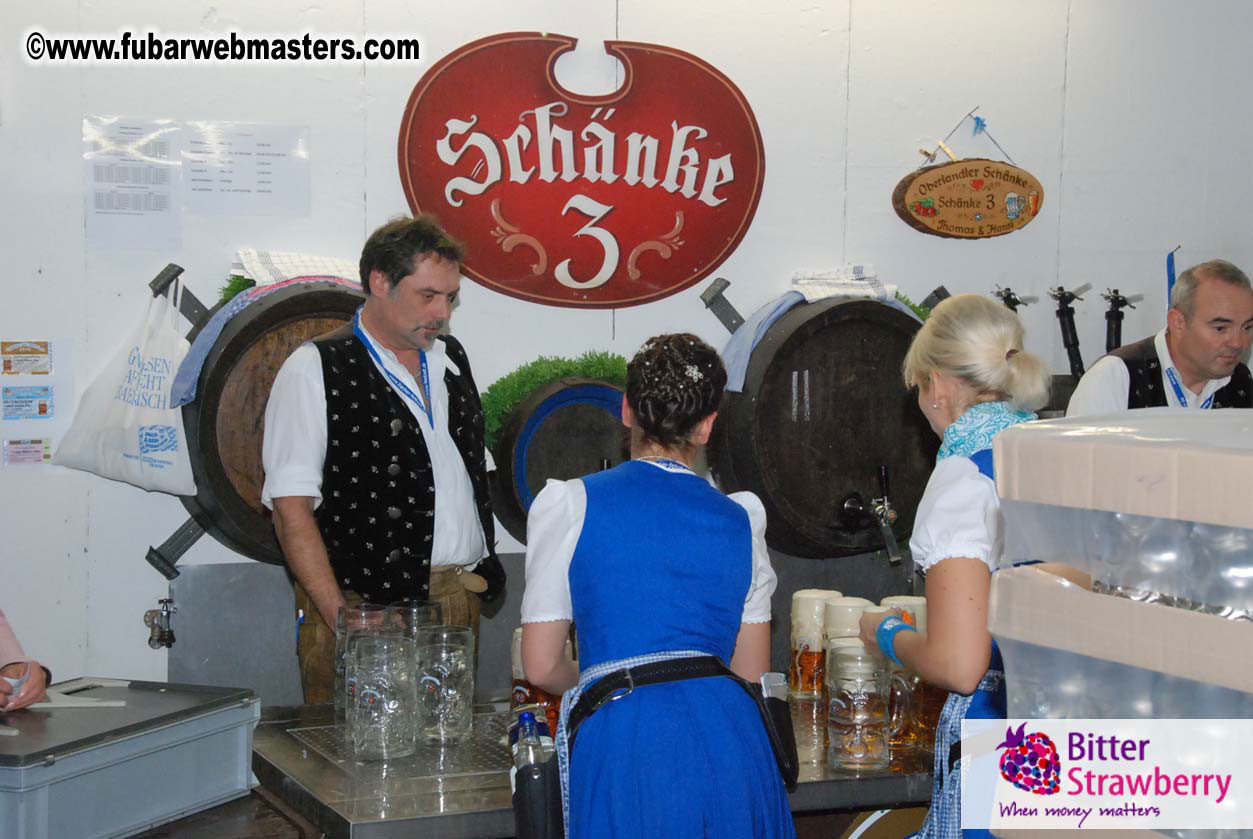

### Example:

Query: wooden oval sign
xmin=892 ymin=158 xmax=1043 ymax=239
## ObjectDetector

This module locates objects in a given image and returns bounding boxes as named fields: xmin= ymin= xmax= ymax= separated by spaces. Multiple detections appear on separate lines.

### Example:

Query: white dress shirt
xmin=1066 ymin=328 xmax=1231 ymax=417
xmin=261 ymin=321 xmax=486 ymax=568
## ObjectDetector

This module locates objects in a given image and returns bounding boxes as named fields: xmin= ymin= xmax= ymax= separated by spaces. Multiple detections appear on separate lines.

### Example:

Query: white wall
xmin=3 ymin=0 xmax=1251 ymax=682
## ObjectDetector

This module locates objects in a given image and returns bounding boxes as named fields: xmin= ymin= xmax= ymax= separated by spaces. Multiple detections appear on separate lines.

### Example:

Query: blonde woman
xmin=858 ymin=294 xmax=1050 ymax=839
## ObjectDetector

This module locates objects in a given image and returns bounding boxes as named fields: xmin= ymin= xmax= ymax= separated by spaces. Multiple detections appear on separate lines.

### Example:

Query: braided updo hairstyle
xmin=625 ymin=333 xmax=727 ymax=449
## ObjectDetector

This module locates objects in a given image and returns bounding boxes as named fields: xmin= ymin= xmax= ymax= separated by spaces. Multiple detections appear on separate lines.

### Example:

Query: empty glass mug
xmin=415 ymin=625 xmax=474 ymax=743
xmin=826 ymin=644 xmax=912 ymax=772
xmin=387 ymin=599 xmax=443 ymax=637
xmin=335 ymin=603 xmax=388 ymax=725
xmin=349 ymin=634 xmax=418 ymax=760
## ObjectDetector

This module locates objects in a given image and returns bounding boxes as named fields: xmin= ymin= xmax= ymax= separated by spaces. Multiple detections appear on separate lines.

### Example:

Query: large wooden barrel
xmin=181 ymin=284 xmax=364 ymax=564
xmin=490 ymin=378 xmax=625 ymax=543
xmin=710 ymin=298 xmax=938 ymax=558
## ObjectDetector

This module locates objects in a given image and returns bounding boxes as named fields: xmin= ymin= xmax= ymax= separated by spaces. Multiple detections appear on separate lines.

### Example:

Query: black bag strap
xmin=566 ymin=656 xmax=798 ymax=791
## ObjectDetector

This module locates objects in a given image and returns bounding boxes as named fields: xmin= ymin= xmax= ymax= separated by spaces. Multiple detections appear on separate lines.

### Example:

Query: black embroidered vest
xmin=312 ymin=325 xmax=495 ymax=602
xmin=1108 ymin=335 xmax=1253 ymax=409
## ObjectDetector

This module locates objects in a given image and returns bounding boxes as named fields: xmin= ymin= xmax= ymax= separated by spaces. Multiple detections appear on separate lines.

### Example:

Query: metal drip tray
xmin=288 ymin=711 xmax=512 ymax=783
xmin=254 ymin=703 xmax=932 ymax=838
xmin=253 ymin=704 xmax=517 ymax=838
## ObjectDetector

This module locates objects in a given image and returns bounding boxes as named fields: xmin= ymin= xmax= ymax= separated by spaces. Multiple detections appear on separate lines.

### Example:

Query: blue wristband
xmin=875 ymin=616 xmax=917 ymax=666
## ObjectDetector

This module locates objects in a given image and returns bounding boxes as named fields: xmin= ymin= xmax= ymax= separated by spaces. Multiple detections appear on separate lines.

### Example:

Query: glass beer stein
xmin=336 ymin=603 xmax=389 ymax=725
xmin=826 ymin=644 xmax=912 ymax=773
xmin=789 ymin=590 xmax=834 ymax=697
xmin=415 ymin=625 xmax=474 ymax=743
xmin=349 ymin=634 xmax=419 ymax=760
xmin=888 ymin=665 xmax=927 ymax=772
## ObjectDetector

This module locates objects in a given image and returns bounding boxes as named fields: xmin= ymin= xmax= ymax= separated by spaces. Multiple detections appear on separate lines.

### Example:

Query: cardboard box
xmin=994 ymin=409 xmax=1253 ymax=530
xmin=989 ymin=567 xmax=1253 ymax=714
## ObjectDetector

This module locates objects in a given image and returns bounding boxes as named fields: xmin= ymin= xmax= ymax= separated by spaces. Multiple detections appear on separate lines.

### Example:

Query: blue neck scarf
xmin=936 ymin=401 xmax=1036 ymax=460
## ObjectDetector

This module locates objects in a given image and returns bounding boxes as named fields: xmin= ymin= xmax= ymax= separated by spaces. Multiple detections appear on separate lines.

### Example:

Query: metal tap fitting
xmin=143 ymin=598 xmax=177 ymax=649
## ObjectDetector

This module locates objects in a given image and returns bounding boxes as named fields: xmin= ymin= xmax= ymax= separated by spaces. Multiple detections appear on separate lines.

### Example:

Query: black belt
xmin=566 ymin=656 xmax=727 ymax=749
xmin=565 ymin=655 xmax=798 ymax=791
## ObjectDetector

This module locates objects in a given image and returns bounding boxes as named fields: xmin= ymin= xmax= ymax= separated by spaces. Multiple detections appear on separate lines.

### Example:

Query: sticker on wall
xmin=892 ymin=158 xmax=1043 ymax=239
xmin=2 ymin=386 xmax=54 ymax=421
xmin=3 ymin=439 xmax=52 ymax=467
xmin=2 ymin=341 xmax=52 ymax=375
xmin=398 ymin=32 xmax=765 ymax=308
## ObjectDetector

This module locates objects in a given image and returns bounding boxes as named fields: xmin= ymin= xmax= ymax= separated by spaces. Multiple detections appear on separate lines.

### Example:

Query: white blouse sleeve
xmin=261 ymin=343 xmax=328 ymax=509
xmin=908 ymin=457 xmax=999 ymax=573
xmin=729 ymin=491 xmax=776 ymax=624
xmin=520 ymin=479 xmax=586 ymax=624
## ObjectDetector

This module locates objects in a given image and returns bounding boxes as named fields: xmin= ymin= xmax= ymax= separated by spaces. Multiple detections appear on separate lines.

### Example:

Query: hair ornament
xmin=685 ymin=364 xmax=703 ymax=382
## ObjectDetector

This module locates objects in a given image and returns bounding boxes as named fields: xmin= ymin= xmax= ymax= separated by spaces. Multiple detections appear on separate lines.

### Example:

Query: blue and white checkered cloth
xmin=914 ymin=669 xmax=1003 ymax=839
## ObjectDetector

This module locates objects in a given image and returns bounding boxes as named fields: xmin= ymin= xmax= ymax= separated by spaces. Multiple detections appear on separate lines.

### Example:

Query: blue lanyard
xmin=1164 ymin=366 xmax=1214 ymax=410
xmin=352 ymin=309 xmax=434 ymax=429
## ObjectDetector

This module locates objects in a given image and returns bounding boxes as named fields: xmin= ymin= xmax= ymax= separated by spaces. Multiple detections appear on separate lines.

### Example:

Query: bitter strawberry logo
xmin=398 ymin=32 xmax=765 ymax=308
xmin=997 ymin=723 xmax=1061 ymax=795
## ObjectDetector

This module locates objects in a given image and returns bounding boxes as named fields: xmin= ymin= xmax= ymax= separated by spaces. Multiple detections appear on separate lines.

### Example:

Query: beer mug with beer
xmin=789 ymin=590 xmax=837 ymax=697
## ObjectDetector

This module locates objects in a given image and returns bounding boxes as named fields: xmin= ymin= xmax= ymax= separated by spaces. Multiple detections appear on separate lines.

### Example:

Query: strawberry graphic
xmin=996 ymin=723 xmax=1061 ymax=795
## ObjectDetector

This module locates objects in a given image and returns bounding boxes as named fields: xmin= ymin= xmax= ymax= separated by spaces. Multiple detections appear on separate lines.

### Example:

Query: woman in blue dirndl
xmin=520 ymin=333 xmax=795 ymax=839
xmin=858 ymin=294 xmax=1052 ymax=839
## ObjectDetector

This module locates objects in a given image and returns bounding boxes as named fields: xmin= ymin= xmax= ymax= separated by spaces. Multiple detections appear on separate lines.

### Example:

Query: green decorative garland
xmin=894 ymin=290 xmax=931 ymax=321
xmin=482 ymin=351 xmax=627 ymax=451
xmin=219 ymin=274 xmax=256 ymax=304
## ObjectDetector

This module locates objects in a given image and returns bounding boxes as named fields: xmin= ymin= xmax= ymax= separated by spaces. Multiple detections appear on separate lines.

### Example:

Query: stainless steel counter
xmin=253 ymin=704 xmax=932 ymax=839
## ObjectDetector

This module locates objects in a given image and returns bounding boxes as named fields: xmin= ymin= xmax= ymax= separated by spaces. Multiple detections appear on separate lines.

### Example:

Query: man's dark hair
xmin=359 ymin=215 xmax=464 ymax=294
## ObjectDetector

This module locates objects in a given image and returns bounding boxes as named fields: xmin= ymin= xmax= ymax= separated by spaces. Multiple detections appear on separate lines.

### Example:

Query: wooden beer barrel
xmin=490 ymin=377 xmax=626 ymax=543
xmin=710 ymin=298 xmax=938 ymax=558
xmin=181 ymin=284 xmax=364 ymax=564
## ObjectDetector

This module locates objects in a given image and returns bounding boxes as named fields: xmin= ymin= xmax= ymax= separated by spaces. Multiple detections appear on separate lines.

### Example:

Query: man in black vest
xmin=261 ymin=216 xmax=504 ymax=703
xmin=1067 ymin=259 xmax=1253 ymax=416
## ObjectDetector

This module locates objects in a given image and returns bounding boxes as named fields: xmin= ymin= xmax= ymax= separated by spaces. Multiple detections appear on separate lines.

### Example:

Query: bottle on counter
xmin=511 ymin=711 xmax=562 ymax=839
xmin=513 ymin=712 xmax=550 ymax=770
xmin=511 ymin=626 xmax=568 ymax=735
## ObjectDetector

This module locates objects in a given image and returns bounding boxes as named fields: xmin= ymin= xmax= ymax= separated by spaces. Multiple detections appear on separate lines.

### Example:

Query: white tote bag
xmin=54 ymin=283 xmax=197 ymax=495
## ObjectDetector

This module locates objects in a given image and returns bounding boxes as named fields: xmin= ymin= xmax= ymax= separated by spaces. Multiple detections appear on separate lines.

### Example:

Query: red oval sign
xmin=398 ymin=32 xmax=765 ymax=308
